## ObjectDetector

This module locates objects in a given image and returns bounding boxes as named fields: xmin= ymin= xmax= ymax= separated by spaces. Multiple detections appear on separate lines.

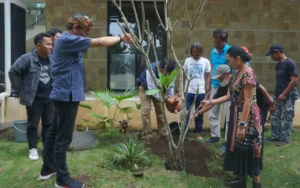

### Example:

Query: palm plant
xmin=90 ymin=88 xmax=139 ymax=124
xmin=79 ymin=88 xmax=139 ymax=130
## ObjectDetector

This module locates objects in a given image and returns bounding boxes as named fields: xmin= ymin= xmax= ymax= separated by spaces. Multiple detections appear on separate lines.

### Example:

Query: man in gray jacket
xmin=9 ymin=32 xmax=54 ymax=160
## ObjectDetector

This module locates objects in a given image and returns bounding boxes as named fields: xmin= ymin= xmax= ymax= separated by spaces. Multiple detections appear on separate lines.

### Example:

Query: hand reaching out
xmin=122 ymin=33 xmax=134 ymax=45
xmin=200 ymin=100 xmax=210 ymax=108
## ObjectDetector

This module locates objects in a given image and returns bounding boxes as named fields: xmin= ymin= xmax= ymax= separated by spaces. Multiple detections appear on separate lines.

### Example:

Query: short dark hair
xmin=34 ymin=32 xmax=52 ymax=46
xmin=160 ymin=57 xmax=176 ymax=72
xmin=190 ymin=42 xmax=203 ymax=56
xmin=47 ymin=28 xmax=62 ymax=37
xmin=212 ymin=29 xmax=228 ymax=42
xmin=227 ymin=46 xmax=251 ymax=62
xmin=65 ymin=23 xmax=74 ymax=30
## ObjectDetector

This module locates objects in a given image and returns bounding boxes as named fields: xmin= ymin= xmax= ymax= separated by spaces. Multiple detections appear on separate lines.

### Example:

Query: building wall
xmin=171 ymin=0 xmax=300 ymax=92
xmin=45 ymin=0 xmax=300 ymax=92
xmin=45 ymin=0 xmax=108 ymax=91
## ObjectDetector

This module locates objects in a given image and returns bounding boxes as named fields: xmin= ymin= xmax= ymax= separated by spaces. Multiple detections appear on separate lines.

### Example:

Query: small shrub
xmin=113 ymin=137 xmax=150 ymax=170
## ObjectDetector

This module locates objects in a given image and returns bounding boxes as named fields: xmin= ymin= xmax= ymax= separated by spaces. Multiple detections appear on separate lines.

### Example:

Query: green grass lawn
xmin=0 ymin=126 xmax=300 ymax=188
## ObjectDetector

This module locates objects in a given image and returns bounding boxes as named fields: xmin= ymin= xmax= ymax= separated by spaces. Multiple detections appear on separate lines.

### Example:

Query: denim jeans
xmin=186 ymin=93 xmax=205 ymax=133
xmin=26 ymin=101 xmax=54 ymax=149
xmin=42 ymin=100 xmax=79 ymax=182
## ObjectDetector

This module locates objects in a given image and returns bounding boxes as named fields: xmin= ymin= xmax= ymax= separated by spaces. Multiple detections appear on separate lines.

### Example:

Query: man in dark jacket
xmin=9 ymin=32 xmax=54 ymax=161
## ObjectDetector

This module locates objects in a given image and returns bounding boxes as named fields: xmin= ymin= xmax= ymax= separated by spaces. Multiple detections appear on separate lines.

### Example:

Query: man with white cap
xmin=195 ymin=64 xmax=231 ymax=153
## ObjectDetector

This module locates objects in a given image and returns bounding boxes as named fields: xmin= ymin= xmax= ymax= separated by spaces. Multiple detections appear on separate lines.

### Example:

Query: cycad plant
xmin=114 ymin=136 xmax=148 ymax=170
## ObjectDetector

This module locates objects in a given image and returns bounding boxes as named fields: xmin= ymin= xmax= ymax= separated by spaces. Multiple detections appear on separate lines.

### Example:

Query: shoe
xmin=224 ymin=177 xmax=246 ymax=188
xmin=220 ymin=145 xmax=226 ymax=151
xmin=252 ymin=181 xmax=262 ymax=188
xmin=265 ymin=137 xmax=280 ymax=142
xmin=194 ymin=133 xmax=203 ymax=140
xmin=39 ymin=169 xmax=56 ymax=181
xmin=276 ymin=141 xmax=289 ymax=147
xmin=55 ymin=178 xmax=85 ymax=188
xmin=215 ymin=153 xmax=225 ymax=161
xmin=205 ymin=137 xmax=220 ymax=143
xmin=29 ymin=148 xmax=39 ymax=160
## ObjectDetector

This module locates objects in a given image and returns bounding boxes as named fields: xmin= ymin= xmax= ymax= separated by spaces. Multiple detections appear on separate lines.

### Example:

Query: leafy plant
xmin=78 ymin=104 xmax=114 ymax=130
xmin=104 ymin=127 xmax=119 ymax=139
xmin=114 ymin=137 xmax=149 ymax=170
xmin=79 ymin=88 xmax=139 ymax=130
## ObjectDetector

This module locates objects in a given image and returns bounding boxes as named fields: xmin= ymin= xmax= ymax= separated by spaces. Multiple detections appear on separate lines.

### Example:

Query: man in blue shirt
xmin=206 ymin=29 xmax=231 ymax=144
xmin=39 ymin=12 xmax=133 ymax=188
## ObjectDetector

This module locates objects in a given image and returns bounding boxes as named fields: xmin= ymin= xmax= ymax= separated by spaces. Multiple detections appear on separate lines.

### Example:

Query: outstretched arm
xmin=90 ymin=34 xmax=133 ymax=47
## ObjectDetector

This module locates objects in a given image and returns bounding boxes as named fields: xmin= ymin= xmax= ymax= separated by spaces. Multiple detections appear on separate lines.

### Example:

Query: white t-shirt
xmin=183 ymin=57 xmax=211 ymax=94
xmin=146 ymin=70 xmax=174 ymax=100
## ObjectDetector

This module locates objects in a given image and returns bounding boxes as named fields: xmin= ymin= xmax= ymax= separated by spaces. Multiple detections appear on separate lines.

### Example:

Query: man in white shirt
xmin=184 ymin=43 xmax=211 ymax=140
xmin=139 ymin=58 xmax=176 ymax=137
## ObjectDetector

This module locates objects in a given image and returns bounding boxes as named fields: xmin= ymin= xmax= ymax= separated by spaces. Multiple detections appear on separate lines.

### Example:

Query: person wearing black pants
xmin=9 ymin=33 xmax=54 ymax=161
xmin=41 ymin=99 xmax=79 ymax=182
xmin=38 ymin=13 xmax=134 ymax=188
xmin=26 ymin=101 xmax=54 ymax=152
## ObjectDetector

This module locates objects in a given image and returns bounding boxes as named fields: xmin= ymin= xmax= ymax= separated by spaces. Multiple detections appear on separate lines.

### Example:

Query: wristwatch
xmin=118 ymin=34 xmax=123 ymax=42
xmin=238 ymin=122 xmax=246 ymax=127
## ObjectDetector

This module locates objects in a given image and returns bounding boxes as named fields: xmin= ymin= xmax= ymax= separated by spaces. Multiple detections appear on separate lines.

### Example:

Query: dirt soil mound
xmin=147 ymin=136 xmax=224 ymax=177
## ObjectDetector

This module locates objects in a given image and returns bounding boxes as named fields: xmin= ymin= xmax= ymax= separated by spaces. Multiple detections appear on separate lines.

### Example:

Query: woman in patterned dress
xmin=202 ymin=46 xmax=262 ymax=188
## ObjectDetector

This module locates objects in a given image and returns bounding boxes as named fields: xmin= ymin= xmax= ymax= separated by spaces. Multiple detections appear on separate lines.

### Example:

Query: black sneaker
xmin=216 ymin=153 xmax=225 ymax=161
xmin=224 ymin=177 xmax=246 ymax=187
xmin=39 ymin=169 xmax=56 ymax=181
xmin=205 ymin=137 xmax=220 ymax=143
xmin=265 ymin=137 xmax=280 ymax=142
xmin=276 ymin=141 xmax=289 ymax=147
xmin=55 ymin=178 xmax=85 ymax=188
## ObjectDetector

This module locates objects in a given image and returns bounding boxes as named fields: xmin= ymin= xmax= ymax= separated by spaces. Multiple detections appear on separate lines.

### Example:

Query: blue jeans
xmin=186 ymin=93 xmax=205 ymax=133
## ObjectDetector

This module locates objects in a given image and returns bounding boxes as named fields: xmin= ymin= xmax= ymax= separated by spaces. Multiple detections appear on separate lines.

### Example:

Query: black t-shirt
xmin=35 ymin=56 xmax=52 ymax=102
xmin=212 ymin=81 xmax=268 ymax=109
xmin=213 ymin=85 xmax=228 ymax=99
xmin=275 ymin=58 xmax=298 ymax=97
xmin=256 ymin=81 xmax=268 ymax=108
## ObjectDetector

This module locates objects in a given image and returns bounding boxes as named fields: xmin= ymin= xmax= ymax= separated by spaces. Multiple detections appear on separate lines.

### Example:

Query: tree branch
xmin=141 ymin=2 xmax=146 ymax=43
xmin=183 ymin=0 xmax=207 ymax=61
xmin=184 ymin=0 xmax=192 ymax=27
xmin=130 ymin=0 xmax=142 ymax=42
xmin=168 ymin=0 xmax=175 ymax=18
xmin=154 ymin=0 xmax=166 ymax=31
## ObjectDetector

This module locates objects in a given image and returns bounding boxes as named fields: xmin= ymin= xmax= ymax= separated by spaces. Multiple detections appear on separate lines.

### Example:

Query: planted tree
xmin=111 ymin=0 xmax=208 ymax=171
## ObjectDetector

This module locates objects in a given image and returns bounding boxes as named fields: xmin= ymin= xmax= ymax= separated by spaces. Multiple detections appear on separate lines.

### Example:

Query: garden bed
xmin=147 ymin=136 xmax=224 ymax=178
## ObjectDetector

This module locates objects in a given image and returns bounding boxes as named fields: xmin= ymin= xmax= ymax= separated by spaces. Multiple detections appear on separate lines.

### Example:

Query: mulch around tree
xmin=147 ymin=136 xmax=227 ymax=178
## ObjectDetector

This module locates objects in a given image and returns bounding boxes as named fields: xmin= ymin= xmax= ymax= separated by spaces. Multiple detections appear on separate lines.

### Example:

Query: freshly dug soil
xmin=147 ymin=136 xmax=224 ymax=178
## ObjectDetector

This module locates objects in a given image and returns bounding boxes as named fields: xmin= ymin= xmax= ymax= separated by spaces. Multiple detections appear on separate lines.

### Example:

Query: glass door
xmin=107 ymin=1 xmax=166 ymax=91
